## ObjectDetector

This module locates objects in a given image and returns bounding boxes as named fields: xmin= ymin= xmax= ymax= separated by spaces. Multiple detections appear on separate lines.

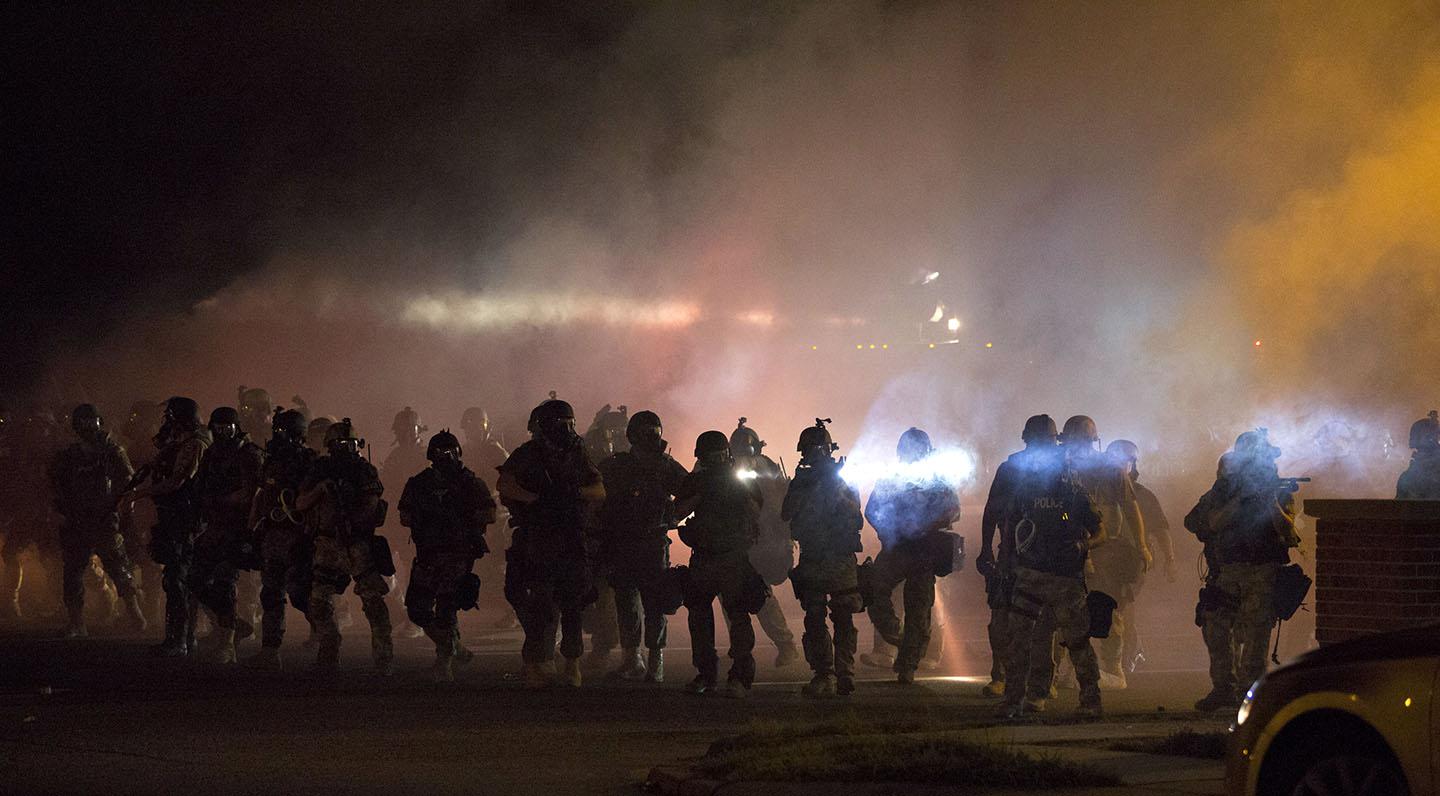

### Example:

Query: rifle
xmin=1275 ymin=477 xmax=1311 ymax=494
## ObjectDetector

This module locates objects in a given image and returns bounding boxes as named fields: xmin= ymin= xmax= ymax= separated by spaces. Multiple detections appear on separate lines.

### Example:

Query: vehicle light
xmin=736 ymin=469 xmax=758 ymax=481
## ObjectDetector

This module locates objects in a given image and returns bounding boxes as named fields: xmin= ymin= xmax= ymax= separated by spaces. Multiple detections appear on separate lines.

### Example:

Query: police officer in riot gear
xmin=729 ymin=419 xmax=800 ymax=668
xmin=783 ymin=419 xmax=864 ymax=697
xmin=998 ymin=439 xmax=1106 ymax=719
xmin=1397 ymin=411 xmax=1440 ymax=499
xmin=125 ymin=396 xmax=212 ymax=657
xmin=48 ymin=404 xmax=147 ymax=638
xmin=237 ymin=387 xmax=274 ymax=441
xmin=460 ymin=407 xmax=510 ymax=476
xmin=497 ymin=399 xmax=605 ymax=689
xmin=1060 ymin=416 xmax=1148 ymax=690
xmin=675 ymin=430 xmax=764 ymax=697
xmin=977 ymin=415 xmax=1060 ymax=697
xmin=864 ymin=428 xmax=961 ymax=684
xmin=1105 ymin=439 xmax=1176 ymax=673
xmin=582 ymin=404 xmax=629 ymax=668
xmin=1187 ymin=430 xmax=1300 ymax=712
xmin=190 ymin=407 xmax=264 ymax=663
xmin=296 ymin=418 xmax=392 ymax=675
xmin=399 ymin=430 xmax=497 ymax=682
xmin=246 ymin=408 xmax=316 ymax=670
xmin=596 ymin=411 xmax=687 ymax=683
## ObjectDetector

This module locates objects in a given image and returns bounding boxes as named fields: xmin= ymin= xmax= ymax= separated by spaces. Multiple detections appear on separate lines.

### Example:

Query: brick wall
xmin=1308 ymin=499 xmax=1440 ymax=645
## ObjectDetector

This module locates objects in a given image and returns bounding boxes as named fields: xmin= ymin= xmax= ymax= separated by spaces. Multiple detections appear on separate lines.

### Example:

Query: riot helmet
xmin=729 ymin=418 xmax=764 ymax=458
xmin=797 ymin=418 xmax=839 ymax=457
xmin=306 ymin=416 xmax=336 ymax=453
xmin=1060 ymin=415 xmax=1099 ymax=448
xmin=1021 ymin=414 xmax=1058 ymax=445
xmin=272 ymin=408 xmax=308 ymax=445
xmin=70 ymin=403 xmax=103 ymax=438
xmin=530 ymin=399 xmax=578 ymax=448
xmin=896 ymin=427 xmax=933 ymax=463
xmin=209 ymin=406 xmax=241 ymax=442
xmin=694 ymin=430 xmax=731 ymax=465
xmin=427 ymin=429 xmax=463 ymax=470
xmin=1409 ymin=411 xmax=1440 ymax=452
xmin=625 ymin=410 xmax=664 ymax=451
xmin=237 ymin=386 xmax=273 ymax=436
xmin=1234 ymin=428 xmax=1281 ymax=461
xmin=1106 ymin=439 xmax=1140 ymax=479
xmin=460 ymin=407 xmax=490 ymax=441
xmin=325 ymin=417 xmax=364 ymax=457
xmin=392 ymin=406 xmax=425 ymax=446
xmin=164 ymin=396 xmax=201 ymax=427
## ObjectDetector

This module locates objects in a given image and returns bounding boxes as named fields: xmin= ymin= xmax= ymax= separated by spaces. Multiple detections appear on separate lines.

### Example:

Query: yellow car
xmin=1227 ymin=624 xmax=1434 ymax=795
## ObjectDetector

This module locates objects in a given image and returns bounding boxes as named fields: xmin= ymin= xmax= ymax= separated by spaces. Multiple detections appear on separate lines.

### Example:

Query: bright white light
xmin=841 ymin=447 xmax=978 ymax=490
xmin=947 ymin=317 xmax=962 ymax=333
xmin=735 ymin=311 xmax=776 ymax=327
xmin=736 ymin=468 xmax=759 ymax=481
xmin=400 ymin=292 xmax=701 ymax=331
xmin=923 ymin=271 xmax=941 ymax=284
xmin=928 ymin=303 xmax=945 ymax=323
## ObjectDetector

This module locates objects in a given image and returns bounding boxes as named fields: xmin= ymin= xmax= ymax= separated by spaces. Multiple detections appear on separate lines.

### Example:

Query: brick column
xmin=1307 ymin=499 xmax=1440 ymax=646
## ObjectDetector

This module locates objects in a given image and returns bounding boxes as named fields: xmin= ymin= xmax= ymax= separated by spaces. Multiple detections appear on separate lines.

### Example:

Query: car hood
xmin=1288 ymin=623 xmax=1440 ymax=671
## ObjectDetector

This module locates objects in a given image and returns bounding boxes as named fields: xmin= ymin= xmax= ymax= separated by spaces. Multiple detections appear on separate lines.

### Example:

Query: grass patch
xmin=699 ymin=722 xmax=1119 ymax=788
xmin=1110 ymin=729 xmax=1228 ymax=760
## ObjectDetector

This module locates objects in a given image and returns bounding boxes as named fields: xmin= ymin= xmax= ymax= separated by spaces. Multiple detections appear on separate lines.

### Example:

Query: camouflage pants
xmin=513 ymin=557 xmax=590 ymax=664
xmin=189 ymin=524 xmax=241 ymax=628
xmin=61 ymin=524 xmax=137 ymax=616
xmin=308 ymin=535 xmax=392 ymax=668
xmin=1003 ymin=567 xmax=1099 ymax=707
xmin=258 ymin=523 xmax=310 ymax=649
xmin=866 ymin=545 xmax=936 ymax=673
xmin=405 ymin=554 xmax=473 ymax=658
xmin=1201 ymin=562 xmax=1277 ymax=698
xmin=686 ymin=550 xmax=757 ymax=684
xmin=793 ymin=553 xmax=861 ymax=680
xmin=1087 ymin=545 xmax=1139 ymax=677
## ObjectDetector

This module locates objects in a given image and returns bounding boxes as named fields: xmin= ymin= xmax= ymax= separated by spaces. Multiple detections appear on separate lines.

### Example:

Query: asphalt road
xmin=0 ymin=608 xmax=1230 ymax=796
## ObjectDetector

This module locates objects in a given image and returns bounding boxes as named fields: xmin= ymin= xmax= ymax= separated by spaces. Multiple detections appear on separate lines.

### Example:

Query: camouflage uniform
xmin=597 ymin=447 xmax=687 ymax=656
xmin=48 ymin=429 xmax=140 ymax=626
xmin=303 ymin=452 xmax=391 ymax=671
xmin=500 ymin=438 xmax=601 ymax=665
xmin=252 ymin=435 xmax=316 ymax=651
xmin=783 ymin=458 xmax=864 ymax=688
xmin=999 ymin=459 xmax=1104 ymax=715
xmin=191 ymin=431 xmax=264 ymax=635
xmin=399 ymin=462 xmax=496 ymax=663
xmin=1397 ymin=450 xmax=1440 ymax=499
xmin=677 ymin=460 xmax=763 ymax=687
xmin=137 ymin=422 xmax=212 ymax=653
xmin=1186 ymin=456 xmax=1296 ymax=703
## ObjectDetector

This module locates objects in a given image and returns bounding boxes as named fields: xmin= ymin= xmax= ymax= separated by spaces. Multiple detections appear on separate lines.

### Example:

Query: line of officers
xmin=41 ymin=391 xmax=1440 ymax=710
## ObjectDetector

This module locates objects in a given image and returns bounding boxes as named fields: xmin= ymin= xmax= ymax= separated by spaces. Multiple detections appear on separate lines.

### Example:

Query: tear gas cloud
xmin=21 ymin=1 xmax=1440 ymax=501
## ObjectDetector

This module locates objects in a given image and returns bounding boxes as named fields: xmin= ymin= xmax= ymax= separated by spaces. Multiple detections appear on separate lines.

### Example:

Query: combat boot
xmin=896 ymin=668 xmax=916 ymax=685
xmin=611 ymin=647 xmax=646 ymax=681
xmin=431 ymin=654 xmax=455 ymax=683
xmin=645 ymin=649 xmax=665 ymax=683
xmin=1076 ymin=698 xmax=1103 ymax=719
xmin=980 ymin=679 xmax=1005 ymax=698
xmin=684 ymin=674 xmax=716 ymax=695
xmin=374 ymin=654 xmax=395 ymax=678
xmin=211 ymin=628 xmax=237 ymax=664
xmin=1098 ymin=669 xmax=1127 ymax=691
xmin=1194 ymin=688 xmax=1239 ymax=713
xmin=802 ymin=673 xmax=837 ymax=698
xmin=722 ymin=678 xmax=750 ymax=699
xmin=123 ymin=592 xmax=148 ymax=633
xmin=245 ymin=646 xmax=282 ymax=671
xmin=836 ymin=676 xmax=856 ymax=696
xmin=562 ymin=656 xmax=583 ymax=687
xmin=151 ymin=634 xmax=188 ymax=658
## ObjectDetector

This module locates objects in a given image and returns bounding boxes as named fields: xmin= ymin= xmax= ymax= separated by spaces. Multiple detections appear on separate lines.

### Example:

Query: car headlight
xmin=1235 ymin=682 xmax=1259 ymax=727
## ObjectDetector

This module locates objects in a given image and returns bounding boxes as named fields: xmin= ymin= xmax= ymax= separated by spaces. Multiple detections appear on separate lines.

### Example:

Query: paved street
xmin=0 ymin=610 xmax=1232 ymax=796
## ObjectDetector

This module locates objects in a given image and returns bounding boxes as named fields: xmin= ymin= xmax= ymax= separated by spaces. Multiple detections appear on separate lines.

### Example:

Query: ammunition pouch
xmin=1086 ymin=590 xmax=1118 ymax=639
xmin=984 ymin=568 xmax=1015 ymax=611
xmin=828 ymin=587 xmax=865 ymax=615
xmin=235 ymin=539 xmax=263 ymax=572
xmin=926 ymin=530 xmax=964 ymax=578
xmin=456 ymin=572 xmax=482 ymax=611
xmin=372 ymin=498 xmax=389 ymax=528
xmin=855 ymin=556 xmax=876 ymax=608
xmin=655 ymin=565 xmax=689 ymax=616
xmin=1195 ymin=583 xmax=1239 ymax=627
xmin=1273 ymin=564 xmax=1312 ymax=622
xmin=369 ymin=534 xmax=397 ymax=578
xmin=737 ymin=567 xmax=771 ymax=615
